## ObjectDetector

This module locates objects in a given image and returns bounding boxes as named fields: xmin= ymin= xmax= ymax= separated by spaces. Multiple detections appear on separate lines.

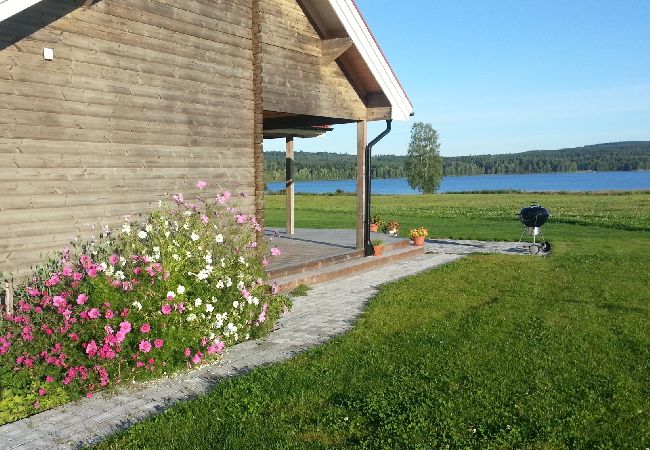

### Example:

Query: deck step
xmin=266 ymin=238 xmax=409 ymax=279
xmin=271 ymin=244 xmax=425 ymax=294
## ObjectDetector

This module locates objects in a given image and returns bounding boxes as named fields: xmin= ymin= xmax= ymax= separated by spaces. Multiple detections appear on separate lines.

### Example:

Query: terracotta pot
xmin=370 ymin=223 xmax=379 ymax=232
xmin=412 ymin=235 xmax=425 ymax=246
xmin=373 ymin=245 xmax=383 ymax=256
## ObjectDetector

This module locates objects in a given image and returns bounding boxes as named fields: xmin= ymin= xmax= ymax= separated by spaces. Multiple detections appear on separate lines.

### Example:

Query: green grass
xmin=96 ymin=192 xmax=649 ymax=449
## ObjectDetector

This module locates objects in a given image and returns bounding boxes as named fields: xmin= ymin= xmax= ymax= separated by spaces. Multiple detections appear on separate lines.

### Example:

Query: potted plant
xmin=383 ymin=220 xmax=401 ymax=236
xmin=409 ymin=227 xmax=428 ymax=246
xmin=371 ymin=238 xmax=384 ymax=256
xmin=370 ymin=214 xmax=383 ymax=233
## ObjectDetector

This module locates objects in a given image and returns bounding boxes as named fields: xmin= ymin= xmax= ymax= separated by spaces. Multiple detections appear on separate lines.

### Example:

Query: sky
xmin=264 ymin=0 xmax=650 ymax=157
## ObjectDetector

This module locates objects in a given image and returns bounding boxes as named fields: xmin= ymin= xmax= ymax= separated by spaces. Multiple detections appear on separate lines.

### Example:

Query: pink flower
xmin=109 ymin=254 xmax=119 ymax=265
xmin=69 ymin=333 xmax=79 ymax=342
xmin=172 ymin=193 xmax=184 ymax=204
xmin=27 ymin=287 xmax=40 ymax=297
xmin=154 ymin=339 xmax=164 ymax=349
xmin=196 ymin=180 xmax=207 ymax=190
xmin=140 ymin=323 xmax=151 ymax=333
xmin=207 ymin=341 xmax=225 ymax=354
xmin=200 ymin=214 xmax=209 ymax=224
xmin=184 ymin=348 xmax=192 ymax=357
xmin=161 ymin=304 xmax=172 ymax=315
xmin=45 ymin=376 xmax=54 ymax=383
xmin=88 ymin=308 xmax=100 ymax=319
xmin=86 ymin=392 xmax=93 ymax=398
xmin=262 ymin=257 xmax=269 ymax=267
xmin=87 ymin=267 xmax=98 ymax=278
xmin=236 ymin=214 xmax=248 ymax=224
xmin=38 ymin=388 xmax=47 ymax=396
xmin=119 ymin=321 xmax=132 ymax=333
xmin=76 ymin=294 xmax=89 ymax=305
xmin=85 ymin=340 xmax=98 ymax=357
xmin=192 ymin=354 xmax=202 ymax=364
xmin=61 ymin=266 xmax=73 ymax=277
xmin=139 ymin=340 xmax=152 ymax=353
xmin=120 ymin=308 xmax=129 ymax=317
xmin=136 ymin=361 xmax=145 ymax=368
xmin=72 ymin=272 xmax=84 ymax=281
xmin=105 ymin=310 xmax=114 ymax=319
xmin=270 ymin=247 xmax=282 ymax=257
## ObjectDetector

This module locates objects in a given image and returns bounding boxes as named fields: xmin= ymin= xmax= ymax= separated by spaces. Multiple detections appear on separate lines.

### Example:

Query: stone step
xmin=266 ymin=238 xmax=410 ymax=279
xmin=271 ymin=244 xmax=425 ymax=293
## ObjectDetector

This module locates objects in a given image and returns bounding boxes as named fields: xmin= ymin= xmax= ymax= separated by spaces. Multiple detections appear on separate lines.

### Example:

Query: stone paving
xmin=0 ymin=239 xmax=532 ymax=450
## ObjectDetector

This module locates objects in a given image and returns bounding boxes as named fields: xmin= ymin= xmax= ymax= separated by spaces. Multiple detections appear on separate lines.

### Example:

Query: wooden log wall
xmin=0 ymin=0 xmax=255 ymax=276
xmin=259 ymin=0 xmax=367 ymax=121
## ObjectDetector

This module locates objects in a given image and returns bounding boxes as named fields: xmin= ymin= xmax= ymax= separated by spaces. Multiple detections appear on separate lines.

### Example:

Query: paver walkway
xmin=0 ymin=240 xmax=532 ymax=450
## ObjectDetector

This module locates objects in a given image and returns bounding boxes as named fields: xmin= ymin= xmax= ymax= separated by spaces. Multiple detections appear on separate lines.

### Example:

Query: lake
xmin=266 ymin=171 xmax=650 ymax=194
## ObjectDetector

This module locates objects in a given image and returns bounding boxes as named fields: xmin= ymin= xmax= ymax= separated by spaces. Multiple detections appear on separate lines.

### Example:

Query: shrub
xmin=0 ymin=182 xmax=290 ymax=423
xmin=409 ymin=227 xmax=429 ymax=238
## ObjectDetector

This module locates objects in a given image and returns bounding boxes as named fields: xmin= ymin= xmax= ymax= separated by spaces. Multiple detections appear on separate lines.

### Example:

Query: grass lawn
xmin=96 ymin=192 xmax=649 ymax=449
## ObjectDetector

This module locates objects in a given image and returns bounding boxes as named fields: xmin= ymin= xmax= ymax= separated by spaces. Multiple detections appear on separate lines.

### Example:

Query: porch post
xmin=286 ymin=136 xmax=295 ymax=235
xmin=356 ymin=121 xmax=367 ymax=250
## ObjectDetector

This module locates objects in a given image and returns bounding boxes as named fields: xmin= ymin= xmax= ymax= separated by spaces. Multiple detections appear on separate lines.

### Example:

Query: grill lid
xmin=519 ymin=205 xmax=549 ymax=227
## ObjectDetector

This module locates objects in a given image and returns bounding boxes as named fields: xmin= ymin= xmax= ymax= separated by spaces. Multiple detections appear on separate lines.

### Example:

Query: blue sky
xmin=265 ymin=0 xmax=650 ymax=157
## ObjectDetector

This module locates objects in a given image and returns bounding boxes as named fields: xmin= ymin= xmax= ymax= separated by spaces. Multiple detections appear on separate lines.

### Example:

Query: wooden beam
xmin=264 ymin=115 xmax=356 ymax=131
xmin=356 ymin=120 xmax=367 ymax=250
xmin=321 ymin=37 xmax=353 ymax=65
xmin=286 ymin=136 xmax=295 ymax=235
xmin=367 ymin=107 xmax=392 ymax=121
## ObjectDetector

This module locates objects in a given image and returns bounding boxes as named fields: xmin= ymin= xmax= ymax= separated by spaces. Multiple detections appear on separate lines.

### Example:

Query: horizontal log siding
xmin=0 ymin=0 xmax=255 ymax=276
xmin=259 ymin=0 xmax=366 ymax=120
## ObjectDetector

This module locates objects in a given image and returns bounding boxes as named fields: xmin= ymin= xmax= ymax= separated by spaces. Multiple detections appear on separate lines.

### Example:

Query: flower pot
xmin=412 ymin=235 xmax=425 ymax=246
xmin=373 ymin=245 xmax=383 ymax=256
xmin=370 ymin=223 xmax=379 ymax=232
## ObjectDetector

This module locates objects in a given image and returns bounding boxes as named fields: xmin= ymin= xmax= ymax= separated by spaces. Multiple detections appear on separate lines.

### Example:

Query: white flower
xmin=99 ymin=262 xmax=107 ymax=271
xmin=186 ymin=251 xmax=192 ymax=257
xmin=220 ymin=258 xmax=226 ymax=268
xmin=215 ymin=234 xmax=224 ymax=243
xmin=121 ymin=224 xmax=131 ymax=235
xmin=115 ymin=270 xmax=126 ymax=281
xmin=186 ymin=313 xmax=197 ymax=322
xmin=204 ymin=252 xmax=213 ymax=264
xmin=132 ymin=301 xmax=143 ymax=311
xmin=238 ymin=256 xmax=245 ymax=264
xmin=145 ymin=224 xmax=153 ymax=232
xmin=138 ymin=230 xmax=148 ymax=239
xmin=216 ymin=280 xmax=224 ymax=289
xmin=226 ymin=323 xmax=237 ymax=334
xmin=166 ymin=291 xmax=176 ymax=299
xmin=191 ymin=232 xmax=200 ymax=241
xmin=194 ymin=298 xmax=203 ymax=307
xmin=183 ymin=211 xmax=192 ymax=217
xmin=105 ymin=265 xmax=115 ymax=276
xmin=205 ymin=304 xmax=214 ymax=313
xmin=172 ymin=254 xmax=180 ymax=261
xmin=177 ymin=285 xmax=186 ymax=294
xmin=232 ymin=301 xmax=239 ymax=309
xmin=119 ymin=256 xmax=126 ymax=266
xmin=183 ymin=223 xmax=190 ymax=230
xmin=153 ymin=246 xmax=160 ymax=254
xmin=225 ymin=277 xmax=232 ymax=287
xmin=237 ymin=281 xmax=245 ymax=290
xmin=164 ymin=231 xmax=171 ymax=238
xmin=197 ymin=269 xmax=210 ymax=281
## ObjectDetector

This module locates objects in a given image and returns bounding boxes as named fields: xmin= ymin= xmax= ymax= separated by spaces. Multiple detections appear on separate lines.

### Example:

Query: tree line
xmin=263 ymin=141 xmax=650 ymax=182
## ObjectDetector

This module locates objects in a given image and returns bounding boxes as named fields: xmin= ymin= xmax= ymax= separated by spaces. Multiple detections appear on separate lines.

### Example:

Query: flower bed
xmin=0 ymin=182 xmax=290 ymax=424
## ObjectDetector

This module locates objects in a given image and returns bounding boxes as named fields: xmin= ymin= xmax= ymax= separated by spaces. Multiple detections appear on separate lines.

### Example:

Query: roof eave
xmin=327 ymin=0 xmax=413 ymax=121
xmin=0 ymin=0 xmax=43 ymax=23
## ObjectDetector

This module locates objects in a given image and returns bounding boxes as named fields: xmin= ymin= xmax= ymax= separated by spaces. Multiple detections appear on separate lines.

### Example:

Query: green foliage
xmin=288 ymin=284 xmax=311 ymax=297
xmin=263 ymin=141 xmax=650 ymax=182
xmin=370 ymin=239 xmax=384 ymax=247
xmin=405 ymin=122 xmax=444 ymax=193
xmin=0 ymin=185 xmax=289 ymax=425
xmin=96 ymin=192 xmax=649 ymax=449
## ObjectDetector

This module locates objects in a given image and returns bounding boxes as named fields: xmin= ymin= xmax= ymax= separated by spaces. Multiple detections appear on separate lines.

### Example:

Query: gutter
xmin=364 ymin=119 xmax=392 ymax=256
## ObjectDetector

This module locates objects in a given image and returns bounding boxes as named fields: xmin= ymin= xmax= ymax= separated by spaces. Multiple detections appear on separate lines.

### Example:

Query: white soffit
xmin=327 ymin=0 xmax=414 ymax=121
xmin=0 ymin=0 xmax=43 ymax=23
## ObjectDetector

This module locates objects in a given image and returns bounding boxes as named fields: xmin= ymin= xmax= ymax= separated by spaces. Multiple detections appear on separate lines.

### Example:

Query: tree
xmin=404 ymin=122 xmax=443 ymax=193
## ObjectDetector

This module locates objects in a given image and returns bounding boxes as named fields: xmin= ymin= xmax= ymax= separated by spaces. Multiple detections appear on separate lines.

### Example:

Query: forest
xmin=263 ymin=141 xmax=650 ymax=182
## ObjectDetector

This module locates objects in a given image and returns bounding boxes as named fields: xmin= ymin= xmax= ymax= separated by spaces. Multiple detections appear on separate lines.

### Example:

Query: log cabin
xmin=0 ymin=0 xmax=413 ymax=279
